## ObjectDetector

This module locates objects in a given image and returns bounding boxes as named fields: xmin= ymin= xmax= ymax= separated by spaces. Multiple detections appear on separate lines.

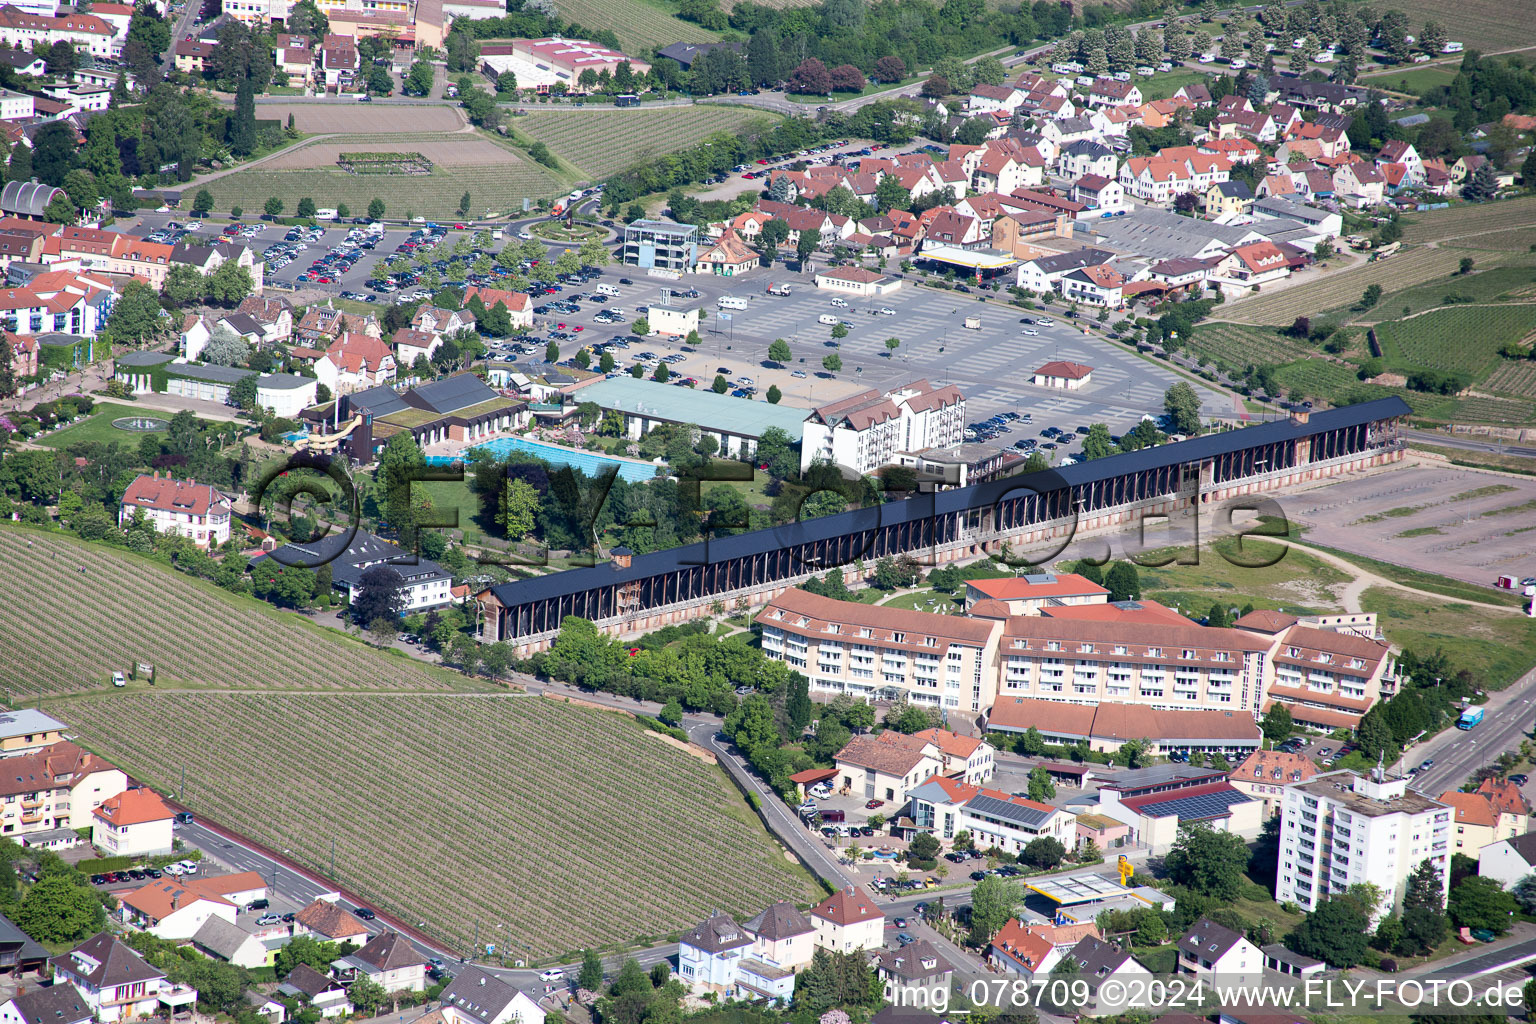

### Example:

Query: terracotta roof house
xmin=1032 ymin=360 xmax=1094 ymax=389
xmin=695 ymin=229 xmax=760 ymax=277
xmin=332 ymin=931 xmax=426 ymax=993
xmin=810 ymin=887 xmax=884 ymax=953
xmin=294 ymin=898 xmax=372 ymax=944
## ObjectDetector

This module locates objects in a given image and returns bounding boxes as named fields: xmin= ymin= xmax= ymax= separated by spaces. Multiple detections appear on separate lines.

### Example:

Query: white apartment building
xmin=1232 ymin=611 xmax=1397 ymax=730
xmin=907 ymin=774 xmax=1076 ymax=855
xmin=0 ymin=6 xmax=113 ymax=56
xmin=992 ymin=604 xmax=1274 ymax=715
xmin=758 ymin=588 xmax=1002 ymax=713
xmin=0 ymin=88 xmax=33 ymax=120
xmin=1277 ymin=770 xmax=1451 ymax=925
xmin=117 ymin=472 xmax=232 ymax=548
xmin=799 ymin=380 xmax=964 ymax=475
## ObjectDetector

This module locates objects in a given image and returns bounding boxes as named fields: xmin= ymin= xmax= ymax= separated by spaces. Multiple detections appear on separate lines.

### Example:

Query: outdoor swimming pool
xmin=456 ymin=436 xmax=659 ymax=483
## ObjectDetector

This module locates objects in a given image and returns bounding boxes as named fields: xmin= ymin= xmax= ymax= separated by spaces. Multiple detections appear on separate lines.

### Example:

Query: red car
xmin=573 ymin=326 xmax=584 ymax=331
xmin=756 ymin=158 xmax=770 ymax=164
xmin=453 ymin=223 xmax=466 ymax=229
xmin=866 ymin=799 xmax=884 ymax=809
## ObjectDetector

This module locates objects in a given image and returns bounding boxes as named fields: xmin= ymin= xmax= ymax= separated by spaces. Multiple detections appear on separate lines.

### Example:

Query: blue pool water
xmin=459 ymin=436 xmax=658 ymax=483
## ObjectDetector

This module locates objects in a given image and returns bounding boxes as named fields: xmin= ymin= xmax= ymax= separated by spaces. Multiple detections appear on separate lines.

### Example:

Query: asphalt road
xmin=1405 ymin=428 xmax=1536 ymax=460
xmin=1406 ymin=663 xmax=1536 ymax=796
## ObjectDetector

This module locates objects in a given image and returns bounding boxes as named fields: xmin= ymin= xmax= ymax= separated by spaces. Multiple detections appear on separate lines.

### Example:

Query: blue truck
xmin=1457 ymin=707 xmax=1485 ymax=730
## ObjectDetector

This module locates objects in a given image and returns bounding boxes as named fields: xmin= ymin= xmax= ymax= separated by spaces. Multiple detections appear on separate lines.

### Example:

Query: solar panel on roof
xmin=1139 ymin=789 xmax=1247 ymax=821
xmin=966 ymin=793 xmax=1051 ymax=829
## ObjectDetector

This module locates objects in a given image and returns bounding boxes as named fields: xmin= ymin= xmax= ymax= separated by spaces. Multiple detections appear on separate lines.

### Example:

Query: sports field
xmin=516 ymin=106 xmax=782 ymax=179
xmin=202 ymin=135 xmax=566 ymax=218
xmin=0 ymin=527 xmax=464 ymax=693
xmin=56 ymin=691 xmax=822 ymax=959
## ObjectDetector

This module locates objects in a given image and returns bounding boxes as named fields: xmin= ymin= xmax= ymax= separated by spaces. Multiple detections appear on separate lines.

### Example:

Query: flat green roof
xmin=378 ymin=407 xmax=440 ymax=428
xmin=578 ymin=376 xmax=811 ymax=439
xmin=454 ymin=396 xmax=522 ymax=418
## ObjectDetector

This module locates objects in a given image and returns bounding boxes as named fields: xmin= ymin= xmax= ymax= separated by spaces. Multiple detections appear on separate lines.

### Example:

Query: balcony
xmin=19 ymin=797 xmax=41 ymax=809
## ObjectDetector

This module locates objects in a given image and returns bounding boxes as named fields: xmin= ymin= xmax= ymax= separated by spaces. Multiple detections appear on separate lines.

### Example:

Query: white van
xmin=718 ymin=295 xmax=748 ymax=310
xmin=817 ymin=313 xmax=839 ymax=325
xmin=595 ymin=283 xmax=621 ymax=297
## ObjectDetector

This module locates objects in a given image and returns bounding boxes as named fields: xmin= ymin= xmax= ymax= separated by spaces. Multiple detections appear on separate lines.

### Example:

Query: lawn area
xmin=33 ymin=402 xmax=171 ymax=449
xmin=55 ymin=690 xmax=822 ymax=960
xmin=1359 ymin=586 xmax=1536 ymax=689
xmin=516 ymin=106 xmax=782 ymax=180
xmin=0 ymin=526 xmax=472 ymax=693
xmin=415 ymin=477 xmax=491 ymax=540
xmin=880 ymin=588 xmax=966 ymax=612
xmin=1107 ymin=538 xmax=1353 ymax=612
xmin=1285 ymin=539 xmax=1525 ymax=608
xmin=1361 ymin=63 xmax=1460 ymax=96
xmin=1140 ymin=68 xmax=1215 ymax=101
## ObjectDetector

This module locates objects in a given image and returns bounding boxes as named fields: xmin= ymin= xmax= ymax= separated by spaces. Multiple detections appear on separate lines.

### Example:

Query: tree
xmin=264 ymin=196 xmax=285 ymax=218
xmin=873 ymin=55 xmax=906 ymax=82
xmin=296 ymin=197 xmax=317 ymax=219
xmin=1461 ymin=162 xmax=1499 ymax=202
xmin=768 ymin=338 xmax=791 ymax=365
xmin=796 ymin=228 xmax=821 ymax=264
xmin=788 ymin=58 xmax=832 ymax=94
xmin=1221 ymin=30 xmax=1244 ymax=62
xmin=1449 ymin=875 xmax=1517 ymax=934
xmin=192 ymin=189 xmax=214 ymax=216
xmin=1027 ymin=765 xmax=1055 ymax=802
xmin=1081 ymin=423 xmax=1114 ymax=460
xmin=766 ymin=384 xmax=782 ymax=404
xmin=908 ymin=832 xmax=941 ymax=869
xmin=830 ymin=322 xmax=848 ymax=340
xmin=1401 ymin=858 xmax=1448 ymax=954
xmin=13 ymin=876 xmax=103 ymax=943
xmin=1260 ymin=703 xmax=1292 ymax=742
xmin=631 ymin=318 xmax=649 ymax=337
xmin=968 ymin=876 xmax=1024 ymax=943
xmin=351 ymin=565 xmax=405 ymax=626
xmin=107 ymin=280 xmax=164 ymax=344
xmin=229 ymin=78 xmax=257 ymax=157
xmin=32 ymin=122 xmax=78 ymax=187
xmin=203 ymin=325 xmax=249 ymax=367
xmin=579 ymin=948 xmax=604 ymax=991
xmin=459 ymin=191 xmax=471 ymax=216
xmin=348 ymin=977 xmax=386 ymax=1017
xmin=1360 ymin=282 xmax=1383 ymax=309
xmin=1163 ymin=380 xmax=1202 ymax=435
xmin=45 ymin=39 xmax=78 ymax=76
xmin=368 ymin=197 xmax=385 ymax=220
xmin=1023 ymin=836 xmax=1066 ymax=869
xmin=1165 ymin=823 xmax=1250 ymax=900
xmin=822 ymin=353 xmax=842 ymax=374
xmin=1104 ymin=562 xmax=1140 ymax=602
xmin=43 ymin=191 xmax=75 ymax=225
xmin=1284 ymin=896 xmax=1368 ymax=967
xmin=652 ymin=361 xmax=670 ymax=382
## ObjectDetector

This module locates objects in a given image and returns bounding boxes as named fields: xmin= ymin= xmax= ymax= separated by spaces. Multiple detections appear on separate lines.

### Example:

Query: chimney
xmin=611 ymin=546 xmax=633 ymax=569
xmin=1290 ymin=408 xmax=1309 ymax=425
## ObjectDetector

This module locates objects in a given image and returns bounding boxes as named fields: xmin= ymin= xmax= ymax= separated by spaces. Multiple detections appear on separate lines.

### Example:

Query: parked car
xmin=352 ymin=907 xmax=376 ymax=920
xmin=257 ymin=914 xmax=283 ymax=926
xmin=247 ymin=898 xmax=270 ymax=911
xmin=540 ymin=969 xmax=564 ymax=982
xmin=865 ymin=799 xmax=884 ymax=809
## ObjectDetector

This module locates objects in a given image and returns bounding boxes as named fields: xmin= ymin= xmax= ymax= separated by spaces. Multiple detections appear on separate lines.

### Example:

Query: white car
xmin=1158 ymin=61 xmax=1173 ymax=71
xmin=1230 ymin=58 xmax=1247 ymax=68
xmin=177 ymin=860 xmax=199 ymax=875
xmin=830 ymin=298 xmax=848 ymax=307
xmin=111 ymin=671 xmax=126 ymax=687
xmin=1136 ymin=66 xmax=1155 ymax=76
xmin=791 ymin=370 xmax=808 ymax=378
xmin=518 ymin=231 xmax=532 ymax=239
xmin=877 ymin=306 xmax=895 ymax=315
xmin=1023 ymin=329 xmax=1040 ymax=336
xmin=1036 ymin=318 xmax=1055 ymax=326
xmin=540 ymin=969 xmax=564 ymax=982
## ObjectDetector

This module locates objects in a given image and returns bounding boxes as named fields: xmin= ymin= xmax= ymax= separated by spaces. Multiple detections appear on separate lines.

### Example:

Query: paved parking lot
xmin=118 ymin=214 xmax=1225 ymax=441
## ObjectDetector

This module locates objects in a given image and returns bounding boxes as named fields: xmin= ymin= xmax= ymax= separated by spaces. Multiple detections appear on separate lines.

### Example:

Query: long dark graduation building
xmin=477 ymin=398 xmax=1410 ymax=652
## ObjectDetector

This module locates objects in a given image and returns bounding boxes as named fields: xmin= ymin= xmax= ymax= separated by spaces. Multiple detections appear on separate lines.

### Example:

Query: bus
xmin=615 ymin=94 xmax=640 ymax=107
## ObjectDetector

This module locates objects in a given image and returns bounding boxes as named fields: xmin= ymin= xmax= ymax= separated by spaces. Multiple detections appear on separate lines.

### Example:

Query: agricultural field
xmin=56 ymin=691 xmax=822 ymax=959
xmin=1185 ymin=322 xmax=1317 ymax=373
xmin=1374 ymin=306 xmax=1536 ymax=379
xmin=527 ymin=0 xmax=719 ymax=54
xmin=0 ymin=527 xmax=466 ymax=694
xmin=1401 ymin=195 xmax=1536 ymax=244
xmin=1340 ymin=0 xmax=1534 ymax=51
xmin=517 ymin=106 xmax=782 ymax=180
xmin=1352 ymin=262 xmax=1535 ymax=324
xmin=249 ymin=104 xmax=465 ymax=134
xmin=1220 ymin=246 xmax=1471 ymax=325
xmin=1485 ymin=360 xmax=1536 ymax=398
xmin=1447 ymin=226 xmax=1536 ymax=252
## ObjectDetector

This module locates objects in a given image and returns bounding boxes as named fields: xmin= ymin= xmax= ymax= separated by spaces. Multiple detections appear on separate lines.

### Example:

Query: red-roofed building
xmin=810 ymin=887 xmax=884 ymax=953
xmin=1215 ymin=241 xmax=1290 ymax=288
xmin=463 ymin=285 xmax=532 ymax=329
xmin=118 ymin=471 xmax=232 ymax=547
xmin=0 ymin=5 xmax=113 ymax=56
xmin=1108 ymin=780 xmax=1262 ymax=853
xmin=991 ymin=919 xmax=1100 ymax=977
xmin=1436 ymin=788 xmax=1528 ymax=856
xmin=906 ymin=772 xmax=1077 ymax=853
xmin=317 ymin=331 xmax=395 ymax=395
xmin=93 ymin=788 xmax=175 ymax=856
xmin=1032 ymin=359 xmax=1094 ymax=389
xmin=963 ymin=572 xmax=1109 ymax=614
